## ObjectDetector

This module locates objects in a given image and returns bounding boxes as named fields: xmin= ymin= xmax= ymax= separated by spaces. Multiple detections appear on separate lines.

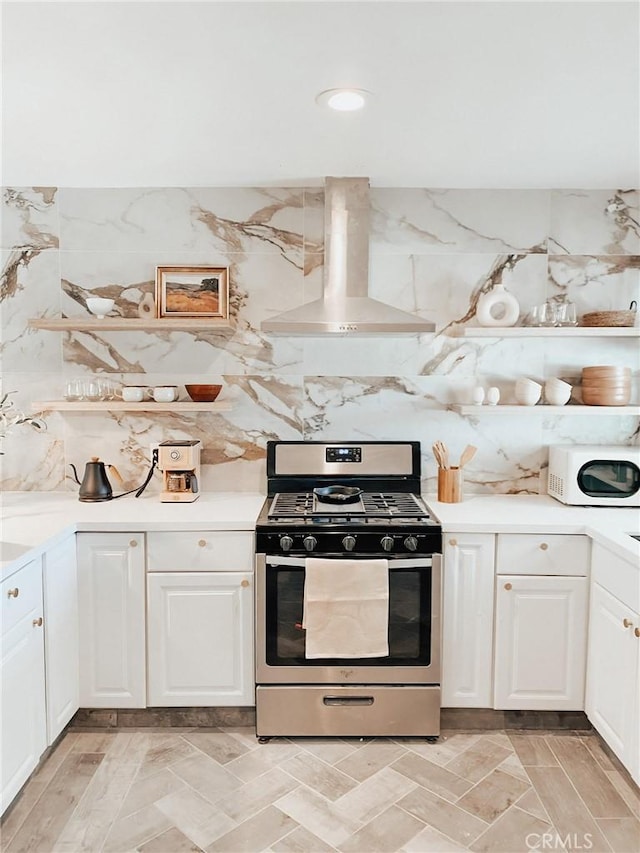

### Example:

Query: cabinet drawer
xmin=591 ymin=542 xmax=639 ymax=608
xmin=496 ymin=534 xmax=590 ymax=576
xmin=147 ymin=532 xmax=253 ymax=572
xmin=1 ymin=559 xmax=42 ymax=637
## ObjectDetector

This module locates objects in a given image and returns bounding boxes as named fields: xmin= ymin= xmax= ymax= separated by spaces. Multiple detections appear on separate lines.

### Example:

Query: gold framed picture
xmin=155 ymin=266 xmax=229 ymax=319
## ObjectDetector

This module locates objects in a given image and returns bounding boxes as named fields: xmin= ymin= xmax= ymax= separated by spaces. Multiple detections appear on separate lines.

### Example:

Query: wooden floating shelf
xmin=31 ymin=401 xmax=233 ymax=413
xmin=444 ymin=326 xmax=640 ymax=338
xmin=451 ymin=404 xmax=640 ymax=416
xmin=28 ymin=318 xmax=234 ymax=332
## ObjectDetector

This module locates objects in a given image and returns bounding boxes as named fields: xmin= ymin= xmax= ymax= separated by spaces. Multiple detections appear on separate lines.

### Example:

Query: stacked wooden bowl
xmin=581 ymin=366 xmax=631 ymax=406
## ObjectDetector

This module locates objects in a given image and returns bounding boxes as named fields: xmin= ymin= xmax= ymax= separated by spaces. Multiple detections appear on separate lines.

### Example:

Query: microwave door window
xmin=578 ymin=460 xmax=640 ymax=497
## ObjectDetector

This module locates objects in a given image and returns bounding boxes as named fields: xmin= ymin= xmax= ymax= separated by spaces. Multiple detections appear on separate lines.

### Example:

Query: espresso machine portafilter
xmin=157 ymin=440 xmax=201 ymax=502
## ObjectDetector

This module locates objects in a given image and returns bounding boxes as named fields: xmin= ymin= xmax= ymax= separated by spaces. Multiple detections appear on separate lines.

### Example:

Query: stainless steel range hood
xmin=260 ymin=177 xmax=435 ymax=335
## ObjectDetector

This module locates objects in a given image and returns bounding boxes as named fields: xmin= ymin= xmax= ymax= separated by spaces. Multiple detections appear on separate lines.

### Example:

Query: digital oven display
xmin=326 ymin=446 xmax=362 ymax=463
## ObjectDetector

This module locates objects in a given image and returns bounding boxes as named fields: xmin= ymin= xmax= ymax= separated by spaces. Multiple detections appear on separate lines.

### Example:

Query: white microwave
xmin=548 ymin=445 xmax=640 ymax=506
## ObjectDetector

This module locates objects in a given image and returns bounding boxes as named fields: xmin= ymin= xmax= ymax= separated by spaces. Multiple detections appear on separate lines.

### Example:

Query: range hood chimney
xmin=260 ymin=177 xmax=435 ymax=334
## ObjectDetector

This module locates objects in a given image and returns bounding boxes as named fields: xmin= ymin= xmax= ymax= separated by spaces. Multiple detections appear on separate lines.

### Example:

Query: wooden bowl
xmin=581 ymin=379 xmax=631 ymax=390
xmin=582 ymin=365 xmax=631 ymax=379
xmin=185 ymin=384 xmax=222 ymax=402
xmin=582 ymin=387 xmax=631 ymax=406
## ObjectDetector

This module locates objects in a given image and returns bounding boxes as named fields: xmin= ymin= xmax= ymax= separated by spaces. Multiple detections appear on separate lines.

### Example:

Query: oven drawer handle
xmin=323 ymin=696 xmax=374 ymax=707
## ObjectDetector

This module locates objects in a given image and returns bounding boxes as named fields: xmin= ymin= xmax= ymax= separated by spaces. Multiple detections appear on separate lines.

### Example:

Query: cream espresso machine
xmin=158 ymin=440 xmax=201 ymax=502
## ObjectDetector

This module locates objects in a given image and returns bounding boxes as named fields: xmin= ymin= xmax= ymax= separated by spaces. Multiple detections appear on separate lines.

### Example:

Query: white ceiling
xmin=2 ymin=0 xmax=639 ymax=188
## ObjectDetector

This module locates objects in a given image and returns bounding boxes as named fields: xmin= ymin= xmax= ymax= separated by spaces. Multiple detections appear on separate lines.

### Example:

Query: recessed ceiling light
xmin=316 ymin=88 xmax=371 ymax=112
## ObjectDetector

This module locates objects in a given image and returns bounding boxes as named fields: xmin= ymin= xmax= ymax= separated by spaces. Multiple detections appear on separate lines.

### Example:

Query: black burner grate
xmin=362 ymin=493 xmax=425 ymax=516
xmin=269 ymin=491 xmax=427 ymax=519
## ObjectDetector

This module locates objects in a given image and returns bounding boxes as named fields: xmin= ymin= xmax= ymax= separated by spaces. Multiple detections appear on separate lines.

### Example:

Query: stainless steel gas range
xmin=255 ymin=440 xmax=443 ymax=740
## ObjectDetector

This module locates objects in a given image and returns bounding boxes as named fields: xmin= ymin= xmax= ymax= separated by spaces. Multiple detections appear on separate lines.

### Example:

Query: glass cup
xmin=64 ymin=379 xmax=83 ymax=401
xmin=84 ymin=379 xmax=103 ymax=401
xmin=98 ymin=379 xmax=118 ymax=400
xmin=556 ymin=301 xmax=577 ymax=326
xmin=538 ymin=302 xmax=559 ymax=327
xmin=523 ymin=306 xmax=541 ymax=326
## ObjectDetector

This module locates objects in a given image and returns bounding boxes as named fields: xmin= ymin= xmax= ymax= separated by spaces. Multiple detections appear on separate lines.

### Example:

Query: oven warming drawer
xmin=256 ymin=685 xmax=440 ymax=737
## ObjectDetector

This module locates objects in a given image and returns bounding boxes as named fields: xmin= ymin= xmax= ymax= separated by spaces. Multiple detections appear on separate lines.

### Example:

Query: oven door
xmin=255 ymin=553 xmax=441 ymax=685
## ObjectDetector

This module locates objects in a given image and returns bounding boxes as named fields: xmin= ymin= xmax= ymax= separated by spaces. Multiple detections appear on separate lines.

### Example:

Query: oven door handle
xmin=264 ymin=555 xmax=435 ymax=569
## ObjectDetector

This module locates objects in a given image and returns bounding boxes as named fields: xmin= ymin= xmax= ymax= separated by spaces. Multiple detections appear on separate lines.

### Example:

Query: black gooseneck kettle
xmin=69 ymin=457 xmax=124 ymax=502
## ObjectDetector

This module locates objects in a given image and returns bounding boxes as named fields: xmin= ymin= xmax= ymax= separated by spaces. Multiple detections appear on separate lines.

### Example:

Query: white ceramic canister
xmin=476 ymin=283 xmax=520 ymax=327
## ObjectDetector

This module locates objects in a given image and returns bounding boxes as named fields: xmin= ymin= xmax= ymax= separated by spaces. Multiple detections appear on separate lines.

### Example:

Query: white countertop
xmin=2 ymin=491 xmax=639 ymax=580
xmin=0 ymin=491 xmax=266 ymax=579
xmin=425 ymin=493 xmax=640 ymax=565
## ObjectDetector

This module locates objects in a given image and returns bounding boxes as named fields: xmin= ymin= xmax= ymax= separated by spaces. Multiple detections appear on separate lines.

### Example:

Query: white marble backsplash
xmin=1 ymin=186 xmax=638 ymax=495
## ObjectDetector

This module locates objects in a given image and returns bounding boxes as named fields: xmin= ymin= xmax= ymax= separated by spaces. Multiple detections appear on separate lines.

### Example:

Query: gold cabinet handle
xmin=7 ymin=587 xmax=19 ymax=598
xmin=241 ymin=579 xmax=250 ymax=588
xmin=623 ymin=618 xmax=633 ymax=628
xmin=129 ymin=539 xmax=138 ymax=548
xmin=448 ymin=538 xmax=457 ymax=547
xmin=539 ymin=543 xmax=549 ymax=551
xmin=32 ymin=617 xmax=43 ymax=627
xmin=198 ymin=539 xmax=207 ymax=547
xmin=635 ymin=627 xmax=640 ymax=638
xmin=504 ymin=582 xmax=512 ymax=591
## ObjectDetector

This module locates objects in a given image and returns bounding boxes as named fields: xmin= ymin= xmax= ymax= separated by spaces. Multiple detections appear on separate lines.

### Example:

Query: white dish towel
xmin=302 ymin=558 xmax=389 ymax=659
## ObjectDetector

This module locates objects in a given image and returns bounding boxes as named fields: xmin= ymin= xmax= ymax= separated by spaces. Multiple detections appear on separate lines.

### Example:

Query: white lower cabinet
xmin=146 ymin=530 xmax=254 ymax=707
xmin=494 ymin=574 xmax=589 ymax=709
xmin=76 ymin=532 xmax=146 ymax=708
xmin=43 ymin=536 xmax=79 ymax=743
xmin=1 ymin=558 xmax=47 ymax=814
xmin=493 ymin=533 xmax=590 ymax=711
xmin=147 ymin=572 xmax=254 ymax=706
xmin=442 ymin=533 xmax=495 ymax=707
xmin=586 ymin=542 xmax=640 ymax=785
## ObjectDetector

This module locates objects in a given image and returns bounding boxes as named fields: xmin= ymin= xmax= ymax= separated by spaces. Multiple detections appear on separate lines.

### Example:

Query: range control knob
xmin=342 ymin=535 xmax=357 ymax=552
xmin=303 ymin=535 xmax=318 ymax=552
xmin=381 ymin=535 xmax=394 ymax=552
xmin=279 ymin=535 xmax=293 ymax=552
xmin=404 ymin=536 xmax=419 ymax=552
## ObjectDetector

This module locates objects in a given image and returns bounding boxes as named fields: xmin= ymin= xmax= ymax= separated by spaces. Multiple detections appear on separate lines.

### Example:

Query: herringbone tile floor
xmin=1 ymin=728 xmax=639 ymax=852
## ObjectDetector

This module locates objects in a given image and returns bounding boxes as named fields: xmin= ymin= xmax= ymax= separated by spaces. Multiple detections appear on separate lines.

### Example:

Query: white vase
xmin=471 ymin=386 xmax=485 ymax=406
xmin=476 ymin=283 xmax=520 ymax=327
xmin=486 ymin=386 xmax=500 ymax=406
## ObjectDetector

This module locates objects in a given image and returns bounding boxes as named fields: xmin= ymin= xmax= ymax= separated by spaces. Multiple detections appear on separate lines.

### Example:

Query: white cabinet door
xmin=1 ymin=559 xmax=47 ymax=815
xmin=43 ymin=536 xmax=79 ymax=743
xmin=76 ymin=533 xmax=146 ymax=708
xmin=586 ymin=582 xmax=639 ymax=783
xmin=494 ymin=575 xmax=588 ymax=710
xmin=442 ymin=534 xmax=495 ymax=707
xmin=147 ymin=572 xmax=254 ymax=706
